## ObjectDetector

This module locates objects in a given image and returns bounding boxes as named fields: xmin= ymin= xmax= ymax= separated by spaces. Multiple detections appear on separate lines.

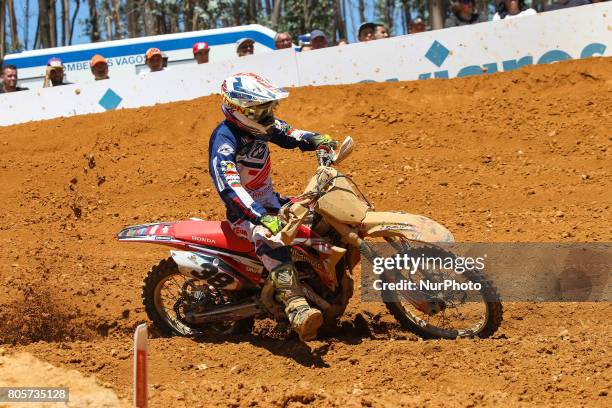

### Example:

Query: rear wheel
xmin=142 ymin=257 xmax=253 ymax=337
xmin=379 ymin=244 xmax=503 ymax=339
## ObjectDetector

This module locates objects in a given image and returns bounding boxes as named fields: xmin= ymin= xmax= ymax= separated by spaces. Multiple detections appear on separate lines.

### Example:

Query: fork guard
xmin=359 ymin=211 xmax=454 ymax=245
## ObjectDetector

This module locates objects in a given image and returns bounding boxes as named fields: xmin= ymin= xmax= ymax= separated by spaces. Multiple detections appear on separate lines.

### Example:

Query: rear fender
xmin=116 ymin=222 xmax=181 ymax=245
xmin=359 ymin=211 xmax=454 ymax=244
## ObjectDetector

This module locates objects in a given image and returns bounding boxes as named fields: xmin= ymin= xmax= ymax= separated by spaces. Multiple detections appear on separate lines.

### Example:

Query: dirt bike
xmin=117 ymin=137 xmax=503 ymax=340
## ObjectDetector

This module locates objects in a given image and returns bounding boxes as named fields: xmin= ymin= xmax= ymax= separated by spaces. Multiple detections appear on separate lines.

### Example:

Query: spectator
xmin=90 ymin=55 xmax=109 ymax=81
xmin=493 ymin=0 xmax=536 ymax=19
xmin=0 ymin=64 xmax=28 ymax=93
xmin=444 ymin=0 xmax=488 ymax=27
xmin=409 ymin=17 xmax=427 ymax=33
xmin=298 ymin=34 xmax=311 ymax=51
xmin=193 ymin=42 xmax=210 ymax=64
xmin=337 ymin=39 xmax=348 ymax=46
xmin=310 ymin=30 xmax=328 ymax=50
xmin=358 ymin=22 xmax=377 ymax=42
xmin=145 ymin=48 xmax=165 ymax=73
xmin=545 ymin=0 xmax=590 ymax=11
xmin=236 ymin=38 xmax=255 ymax=57
xmin=43 ymin=58 xmax=72 ymax=87
xmin=275 ymin=32 xmax=293 ymax=49
xmin=162 ymin=52 xmax=169 ymax=68
xmin=374 ymin=24 xmax=390 ymax=39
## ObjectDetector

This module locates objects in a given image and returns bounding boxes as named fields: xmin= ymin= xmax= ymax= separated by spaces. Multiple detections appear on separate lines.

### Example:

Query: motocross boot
xmin=270 ymin=263 xmax=323 ymax=342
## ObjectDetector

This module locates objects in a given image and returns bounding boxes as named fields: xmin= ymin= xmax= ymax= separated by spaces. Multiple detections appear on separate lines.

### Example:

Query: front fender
xmin=359 ymin=211 xmax=454 ymax=244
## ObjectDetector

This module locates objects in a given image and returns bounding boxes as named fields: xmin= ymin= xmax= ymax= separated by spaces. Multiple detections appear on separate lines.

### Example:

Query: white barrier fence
xmin=3 ymin=24 xmax=278 ymax=90
xmin=1 ymin=3 xmax=610 ymax=127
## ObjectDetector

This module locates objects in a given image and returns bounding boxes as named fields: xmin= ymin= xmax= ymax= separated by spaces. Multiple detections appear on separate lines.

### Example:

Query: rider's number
xmin=192 ymin=265 xmax=235 ymax=288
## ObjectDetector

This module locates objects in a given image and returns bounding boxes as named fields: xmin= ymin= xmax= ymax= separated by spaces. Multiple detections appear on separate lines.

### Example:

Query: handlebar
xmin=315 ymin=136 xmax=354 ymax=166
xmin=316 ymin=147 xmax=335 ymax=166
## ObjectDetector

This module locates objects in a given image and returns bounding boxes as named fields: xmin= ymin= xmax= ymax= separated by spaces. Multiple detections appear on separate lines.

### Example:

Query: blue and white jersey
xmin=209 ymin=119 xmax=318 ymax=223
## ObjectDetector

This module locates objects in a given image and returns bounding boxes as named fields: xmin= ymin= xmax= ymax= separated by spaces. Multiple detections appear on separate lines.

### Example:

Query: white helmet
xmin=221 ymin=73 xmax=289 ymax=136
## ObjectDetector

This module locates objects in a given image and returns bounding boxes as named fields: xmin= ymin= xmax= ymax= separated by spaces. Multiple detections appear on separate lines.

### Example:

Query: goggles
xmin=244 ymin=101 xmax=278 ymax=122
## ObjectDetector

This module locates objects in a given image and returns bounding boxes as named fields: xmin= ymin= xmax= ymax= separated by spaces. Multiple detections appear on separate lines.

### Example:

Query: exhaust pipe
xmin=185 ymin=300 xmax=262 ymax=324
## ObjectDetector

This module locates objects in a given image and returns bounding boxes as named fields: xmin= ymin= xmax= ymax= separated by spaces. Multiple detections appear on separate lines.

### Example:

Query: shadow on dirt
xmin=0 ymin=286 xmax=95 ymax=345
xmin=178 ymin=312 xmax=416 ymax=367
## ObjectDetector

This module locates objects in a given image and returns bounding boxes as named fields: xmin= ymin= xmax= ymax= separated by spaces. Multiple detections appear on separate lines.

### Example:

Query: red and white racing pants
xmin=230 ymin=218 xmax=292 ymax=271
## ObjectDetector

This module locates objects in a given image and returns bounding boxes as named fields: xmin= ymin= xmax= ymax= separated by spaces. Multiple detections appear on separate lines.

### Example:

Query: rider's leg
xmin=231 ymin=219 xmax=323 ymax=341
xmin=264 ymin=249 xmax=323 ymax=342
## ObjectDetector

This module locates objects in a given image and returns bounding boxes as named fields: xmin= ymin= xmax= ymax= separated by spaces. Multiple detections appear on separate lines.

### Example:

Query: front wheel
xmin=381 ymin=244 xmax=503 ymax=339
xmin=142 ymin=257 xmax=253 ymax=337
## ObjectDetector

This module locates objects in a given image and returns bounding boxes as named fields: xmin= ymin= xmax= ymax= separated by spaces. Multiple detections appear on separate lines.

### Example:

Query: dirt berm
xmin=0 ymin=57 xmax=610 ymax=407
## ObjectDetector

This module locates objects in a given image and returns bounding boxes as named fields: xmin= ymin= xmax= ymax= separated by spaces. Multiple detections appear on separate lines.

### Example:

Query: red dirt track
xmin=0 ymin=57 xmax=610 ymax=407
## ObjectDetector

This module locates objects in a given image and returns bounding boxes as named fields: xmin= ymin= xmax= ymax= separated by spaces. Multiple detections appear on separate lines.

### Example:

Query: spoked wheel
xmin=142 ymin=257 xmax=254 ymax=337
xmin=377 ymin=240 xmax=503 ymax=339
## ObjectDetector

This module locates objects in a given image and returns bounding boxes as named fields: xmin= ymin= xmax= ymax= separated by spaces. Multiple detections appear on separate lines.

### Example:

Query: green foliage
xmin=29 ymin=0 xmax=510 ymax=50
xmin=279 ymin=0 xmax=336 ymax=40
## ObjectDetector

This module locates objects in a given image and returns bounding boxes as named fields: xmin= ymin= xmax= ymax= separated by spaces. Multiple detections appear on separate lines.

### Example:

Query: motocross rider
xmin=208 ymin=73 xmax=336 ymax=341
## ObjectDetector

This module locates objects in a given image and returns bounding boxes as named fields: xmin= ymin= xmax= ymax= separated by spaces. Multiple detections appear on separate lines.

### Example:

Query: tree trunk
xmin=157 ymin=10 xmax=166 ymax=34
xmin=429 ymin=0 xmax=446 ymax=30
xmin=60 ymin=0 xmax=66 ymax=45
xmin=384 ymin=0 xmax=394 ymax=34
xmin=271 ymin=0 xmax=282 ymax=29
xmin=341 ymin=0 xmax=348 ymax=38
xmin=33 ymin=9 xmax=40 ymax=48
xmin=334 ymin=0 xmax=346 ymax=42
xmin=264 ymin=0 xmax=271 ymax=17
xmin=358 ymin=0 xmax=365 ymax=23
xmin=112 ymin=0 xmax=122 ymax=38
xmin=302 ymin=0 xmax=310 ymax=33
xmin=192 ymin=2 xmax=199 ymax=31
xmin=400 ymin=0 xmax=410 ymax=34
xmin=245 ymin=0 xmax=252 ymax=23
xmin=24 ymin=0 xmax=30 ymax=49
xmin=183 ymin=0 xmax=193 ymax=31
xmin=248 ymin=0 xmax=257 ymax=24
xmin=0 ymin=0 xmax=5 ymax=57
xmin=88 ymin=0 xmax=100 ymax=41
xmin=126 ymin=0 xmax=138 ymax=37
xmin=37 ymin=0 xmax=52 ymax=48
xmin=101 ymin=0 xmax=113 ymax=39
xmin=49 ymin=0 xmax=57 ymax=47
xmin=7 ymin=0 xmax=19 ymax=50
xmin=143 ymin=0 xmax=156 ymax=36
xmin=170 ymin=13 xmax=178 ymax=33
xmin=232 ymin=0 xmax=241 ymax=26
xmin=69 ymin=0 xmax=79 ymax=44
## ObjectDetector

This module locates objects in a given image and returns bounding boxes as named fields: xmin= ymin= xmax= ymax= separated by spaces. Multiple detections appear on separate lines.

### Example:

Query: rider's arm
xmin=209 ymin=132 xmax=267 ymax=223
xmin=268 ymin=119 xmax=320 ymax=151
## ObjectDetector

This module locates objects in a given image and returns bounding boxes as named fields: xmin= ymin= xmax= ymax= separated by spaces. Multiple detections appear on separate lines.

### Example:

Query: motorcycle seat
xmin=173 ymin=220 xmax=255 ymax=253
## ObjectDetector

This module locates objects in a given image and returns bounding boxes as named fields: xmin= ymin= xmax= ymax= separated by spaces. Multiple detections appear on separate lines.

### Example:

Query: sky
xmin=9 ymin=0 xmax=410 ymax=52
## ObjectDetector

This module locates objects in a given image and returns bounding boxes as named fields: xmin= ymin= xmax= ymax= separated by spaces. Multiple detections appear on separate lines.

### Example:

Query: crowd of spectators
xmin=0 ymin=0 xmax=605 ymax=93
